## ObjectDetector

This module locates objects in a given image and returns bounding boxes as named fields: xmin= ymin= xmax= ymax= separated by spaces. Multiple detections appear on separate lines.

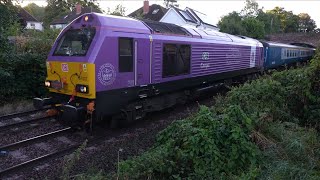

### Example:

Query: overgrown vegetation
xmin=108 ymin=50 xmax=320 ymax=179
xmin=218 ymin=0 xmax=318 ymax=38
xmin=0 ymin=29 xmax=60 ymax=105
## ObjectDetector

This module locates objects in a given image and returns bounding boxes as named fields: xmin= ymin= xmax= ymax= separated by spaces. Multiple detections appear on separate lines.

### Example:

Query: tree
xmin=267 ymin=7 xmax=299 ymax=33
xmin=242 ymin=17 xmax=265 ymax=39
xmin=164 ymin=0 xmax=178 ymax=8
xmin=107 ymin=4 xmax=126 ymax=16
xmin=298 ymin=13 xmax=316 ymax=32
xmin=43 ymin=0 xmax=69 ymax=28
xmin=256 ymin=9 xmax=281 ymax=34
xmin=241 ymin=0 xmax=259 ymax=18
xmin=24 ymin=3 xmax=45 ymax=21
xmin=43 ymin=0 xmax=102 ymax=28
xmin=65 ymin=0 xmax=102 ymax=12
xmin=0 ymin=0 xmax=20 ymax=52
xmin=218 ymin=11 xmax=245 ymax=36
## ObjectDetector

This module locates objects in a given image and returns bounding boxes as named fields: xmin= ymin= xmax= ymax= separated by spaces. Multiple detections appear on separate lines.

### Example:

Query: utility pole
xmin=270 ymin=17 xmax=273 ymax=33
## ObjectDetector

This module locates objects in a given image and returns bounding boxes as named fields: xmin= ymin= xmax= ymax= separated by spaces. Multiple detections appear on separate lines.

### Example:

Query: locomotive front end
xmin=34 ymin=14 xmax=98 ymax=127
xmin=36 ymin=61 xmax=96 ymax=124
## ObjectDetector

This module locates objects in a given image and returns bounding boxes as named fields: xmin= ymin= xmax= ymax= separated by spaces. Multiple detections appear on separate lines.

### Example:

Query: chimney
xmin=76 ymin=3 xmax=82 ymax=15
xmin=143 ymin=0 xmax=149 ymax=14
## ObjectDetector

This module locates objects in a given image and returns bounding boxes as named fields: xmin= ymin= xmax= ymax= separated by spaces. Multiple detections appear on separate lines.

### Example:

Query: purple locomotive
xmin=34 ymin=13 xmax=264 ymax=128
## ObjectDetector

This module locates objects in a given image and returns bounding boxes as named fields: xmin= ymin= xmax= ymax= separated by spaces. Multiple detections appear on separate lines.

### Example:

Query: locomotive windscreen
xmin=53 ymin=27 xmax=96 ymax=56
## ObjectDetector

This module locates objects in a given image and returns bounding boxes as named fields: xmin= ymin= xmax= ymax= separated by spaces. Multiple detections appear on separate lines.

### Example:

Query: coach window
xmin=119 ymin=38 xmax=133 ymax=72
xmin=163 ymin=44 xmax=191 ymax=77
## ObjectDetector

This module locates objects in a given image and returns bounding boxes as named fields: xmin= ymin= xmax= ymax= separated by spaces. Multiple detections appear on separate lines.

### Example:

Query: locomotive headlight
xmin=76 ymin=84 xmax=89 ymax=94
xmin=45 ymin=81 xmax=51 ymax=87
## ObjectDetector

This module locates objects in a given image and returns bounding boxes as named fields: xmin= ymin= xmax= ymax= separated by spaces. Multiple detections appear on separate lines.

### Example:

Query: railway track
xmin=0 ymin=127 xmax=83 ymax=179
xmin=0 ymin=108 xmax=52 ymax=132
xmin=0 ymin=107 xmax=50 ymax=121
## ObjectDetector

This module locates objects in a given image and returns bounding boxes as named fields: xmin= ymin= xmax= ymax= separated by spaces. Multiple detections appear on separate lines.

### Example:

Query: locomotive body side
xmin=35 ymin=13 xmax=265 ymax=127
xmin=93 ymin=19 xmax=264 ymax=123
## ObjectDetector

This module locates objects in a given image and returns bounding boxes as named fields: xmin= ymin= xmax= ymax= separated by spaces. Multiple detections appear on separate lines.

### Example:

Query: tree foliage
xmin=43 ymin=0 xmax=102 ymax=28
xmin=0 ymin=0 xmax=19 ymax=52
xmin=23 ymin=3 xmax=45 ymax=21
xmin=256 ymin=9 xmax=281 ymax=34
xmin=218 ymin=11 xmax=245 ymax=36
xmin=298 ymin=13 xmax=317 ymax=32
xmin=241 ymin=0 xmax=259 ymax=18
xmin=107 ymin=4 xmax=126 ymax=16
xmin=242 ymin=17 xmax=265 ymax=39
xmin=218 ymin=0 xmax=317 ymax=38
xmin=267 ymin=7 xmax=300 ymax=33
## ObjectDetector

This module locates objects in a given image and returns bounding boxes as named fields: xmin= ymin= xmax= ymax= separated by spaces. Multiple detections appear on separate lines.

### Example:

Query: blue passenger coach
xmin=261 ymin=41 xmax=315 ymax=70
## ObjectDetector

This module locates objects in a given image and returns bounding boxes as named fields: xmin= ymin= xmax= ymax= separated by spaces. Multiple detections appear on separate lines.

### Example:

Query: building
xmin=50 ymin=4 xmax=101 ymax=29
xmin=159 ymin=7 xmax=219 ymax=30
xmin=18 ymin=8 xmax=43 ymax=31
xmin=128 ymin=1 xmax=168 ymax=21
xmin=128 ymin=1 xmax=219 ymax=31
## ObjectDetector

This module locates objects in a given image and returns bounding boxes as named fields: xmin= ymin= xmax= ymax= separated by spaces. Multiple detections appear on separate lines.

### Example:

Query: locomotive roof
xmin=93 ymin=13 xmax=151 ymax=34
xmin=261 ymin=41 xmax=312 ymax=49
xmin=69 ymin=13 xmax=262 ymax=47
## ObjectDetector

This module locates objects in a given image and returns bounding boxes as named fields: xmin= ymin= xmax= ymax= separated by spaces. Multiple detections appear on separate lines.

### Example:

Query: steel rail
xmin=0 ymin=131 xmax=109 ymax=177
xmin=0 ymin=127 xmax=72 ymax=150
xmin=0 ymin=143 xmax=81 ymax=177
xmin=0 ymin=107 xmax=50 ymax=121
xmin=0 ymin=116 xmax=53 ymax=132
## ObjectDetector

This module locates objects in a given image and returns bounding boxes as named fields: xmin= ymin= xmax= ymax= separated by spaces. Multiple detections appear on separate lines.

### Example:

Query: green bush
xmin=115 ymin=50 xmax=320 ymax=179
xmin=0 ymin=29 xmax=58 ymax=104
xmin=119 ymin=106 xmax=260 ymax=179
xmin=0 ymin=52 xmax=47 ymax=104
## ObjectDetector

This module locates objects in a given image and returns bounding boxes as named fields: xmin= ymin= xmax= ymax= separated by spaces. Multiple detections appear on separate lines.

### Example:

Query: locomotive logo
xmin=202 ymin=52 xmax=209 ymax=60
xmin=61 ymin=63 xmax=69 ymax=72
xmin=98 ymin=63 xmax=116 ymax=86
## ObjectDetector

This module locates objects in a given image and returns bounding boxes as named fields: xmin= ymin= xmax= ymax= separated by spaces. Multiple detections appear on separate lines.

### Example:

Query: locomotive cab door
xmin=134 ymin=38 xmax=151 ymax=86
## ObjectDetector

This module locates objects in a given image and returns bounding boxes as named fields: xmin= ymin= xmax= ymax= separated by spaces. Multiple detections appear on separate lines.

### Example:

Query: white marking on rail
xmin=12 ymin=117 xmax=22 ymax=122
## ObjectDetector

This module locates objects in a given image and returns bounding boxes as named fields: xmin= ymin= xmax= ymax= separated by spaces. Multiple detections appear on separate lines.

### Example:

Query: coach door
xmin=134 ymin=38 xmax=151 ymax=86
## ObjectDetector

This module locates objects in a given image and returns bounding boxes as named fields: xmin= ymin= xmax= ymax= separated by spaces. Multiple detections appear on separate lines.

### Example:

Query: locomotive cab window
xmin=53 ymin=27 xmax=96 ymax=56
xmin=163 ymin=44 xmax=191 ymax=77
xmin=119 ymin=38 xmax=133 ymax=72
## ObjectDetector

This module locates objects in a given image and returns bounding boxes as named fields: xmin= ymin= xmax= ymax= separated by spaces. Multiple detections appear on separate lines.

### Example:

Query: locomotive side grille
xmin=153 ymin=42 xmax=162 ymax=83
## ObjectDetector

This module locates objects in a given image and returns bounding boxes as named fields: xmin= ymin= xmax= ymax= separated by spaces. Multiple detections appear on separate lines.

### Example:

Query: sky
xmin=20 ymin=0 xmax=320 ymax=28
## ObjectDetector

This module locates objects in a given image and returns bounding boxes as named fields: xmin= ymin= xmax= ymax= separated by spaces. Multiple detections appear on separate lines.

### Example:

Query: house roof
xmin=172 ymin=7 xmax=198 ymax=24
xmin=128 ymin=4 xmax=168 ymax=21
xmin=51 ymin=6 xmax=101 ymax=25
xmin=185 ymin=8 xmax=218 ymax=28
xmin=18 ymin=7 xmax=39 ymax=22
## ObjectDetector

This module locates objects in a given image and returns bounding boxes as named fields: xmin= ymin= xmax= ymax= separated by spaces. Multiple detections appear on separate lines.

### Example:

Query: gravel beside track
xmin=0 ymin=119 xmax=65 ymax=146
xmin=0 ymin=128 xmax=85 ymax=178
xmin=1 ymin=97 xmax=215 ymax=179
